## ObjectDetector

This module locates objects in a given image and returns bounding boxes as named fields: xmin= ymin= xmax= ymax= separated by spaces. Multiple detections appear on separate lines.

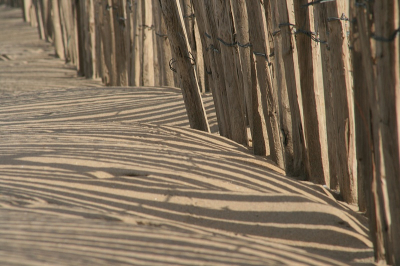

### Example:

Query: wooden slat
xmin=158 ymin=0 xmax=210 ymax=132
xmin=268 ymin=0 xmax=308 ymax=177
xmin=292 ymin=0 xmax=326 ymax=184
xmin=205 ymin=0 xmax=247 ymax=145
xmin=50 ymin=0 xmax=64 ymax=60
xmin=191 ymin=0 xmax=230 ymax=137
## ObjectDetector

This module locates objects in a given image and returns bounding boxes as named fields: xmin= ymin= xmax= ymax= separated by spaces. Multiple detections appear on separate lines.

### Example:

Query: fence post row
xmin=8 ymin=0 xmax=400 ymax=263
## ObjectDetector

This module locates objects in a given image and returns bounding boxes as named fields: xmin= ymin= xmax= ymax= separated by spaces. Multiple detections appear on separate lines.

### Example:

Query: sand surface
xmin=0 ymin=5 xmax=374 ymax=265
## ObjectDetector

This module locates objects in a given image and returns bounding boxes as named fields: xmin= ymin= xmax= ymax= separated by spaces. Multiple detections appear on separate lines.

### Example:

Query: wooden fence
xmin=3 ymin=0 xmax=400 ymax=264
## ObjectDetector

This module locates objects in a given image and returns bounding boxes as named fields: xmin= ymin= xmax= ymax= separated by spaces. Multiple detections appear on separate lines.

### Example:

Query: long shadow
xmin=0 ymin=6 xmax=373 ymax=265
xmin=1 ymin=121 xmax=373 ymax=264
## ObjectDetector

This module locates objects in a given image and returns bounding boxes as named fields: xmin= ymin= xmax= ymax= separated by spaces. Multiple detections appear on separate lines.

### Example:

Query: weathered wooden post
xmin=23 ymin=0 xmax=31 ymax=22
xmin=349 ymin=0 xmax=379 ymax=259
xmin=50 ymin=0 xmax=64 ymax=59
xmin=32 ymin=0 xmax=45 ymax=39
xmin=130 ymin=0 xmax=142 ymax=86
xmin=93 ymin=0 xmax=104 ymax=80
xmin=179 ymin=0 xmax=204 ymax=93
xmin=372 ymin=0 xmax=400 ymax=263
xmin=350 ymin=0 xmax=400 ymax=263
xmin=230 ymin=0 xmax=253 ymax=137
xmin=292 ymin=0 xmax=326 ymax=184
xmin=41 ymin=0 xmax=52 ymax=41
xmin=58 ymin=0 xmax=78 ymax=64
xmin=152 ymin=0 xmax=174 ymax=86
xmin=112 ymin=0 xmax=128 ymax=85
xmin=157 ymin=0 xmax=210 ymax=132
xmin=151 ymin=0 xmax=160 ymax=86
xmin=313 ymin=1 xmax=356 ymax=202
xmin=101 ymin=0 xmax=117 ymax=85
xmin=191 ymin=0 xmax=229 ymax=137
xmin=268 ymin=0 xmax=309 ymax=177
xmin=141 ymin=0 xmax=154 ymax=86
xmin=245 ymin=0 xmax=284 ymax=167
xmin=207 ymin=0 xmax=247 ymax=145
xmin=29 ymin=1 xmax=37 ymax=27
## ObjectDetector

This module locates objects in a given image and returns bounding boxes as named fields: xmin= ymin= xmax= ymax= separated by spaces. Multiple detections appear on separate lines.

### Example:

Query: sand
xmin=0 ymin=5 xmax=374 ymax=265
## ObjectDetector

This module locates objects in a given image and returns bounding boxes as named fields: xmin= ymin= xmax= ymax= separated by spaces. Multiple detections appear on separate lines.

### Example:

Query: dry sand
xmin=0 ymin=5 xmax=374 ymax=265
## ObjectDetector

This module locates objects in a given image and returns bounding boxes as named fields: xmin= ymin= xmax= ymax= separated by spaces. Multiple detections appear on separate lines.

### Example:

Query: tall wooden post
xmin=93 ymin=0 xmax=104 ymax=80
xmin=23 ymin=0 xmax=31 ymax=22
xmin=268 ymin=0 xmax=308 ymax=177
xmin=191 ymin=0 xmax=230 ymax=137
xmin=373 ymin=0 xmax=400 ymax=263
xmin=100 ymin=0 xmax=117 ymax=85
xmin=158 ymin=0 xmax=210 ymax=132
xmin=32 ymin=0 xmax=45 ymax=39
xmin=50 ymin=0 xmax=64 ymax=59
xmin=112 ymin=0 xmax=128 ymax=85
xmin=58 ymin=0 xmax=77 ymax=64
xmin=180 ymin=0 xmax=204 ymax=93
xmin=141 ymin=0 xmax=154 ymax=86
xmin=132 ymin=0 xmax=143 ymax=86
xmin=208 ymin=0 xmax=247 ymax=145
xmin=349 ymin=0 xmax=380 ymax=259
xmin=246 ymin=0 xmax=284 ymax=167
xmin=292 ymin=0 xmax=327 ymax=184
xmin=152 ymin=0 xmax=174 ymax=86
xmin=230 ymin=0 xmax=253 ymax=137
xmin=151 ymin=0 xmax=160 ymax=86
xmin=313 ymin=1 xmax=356 ymax=202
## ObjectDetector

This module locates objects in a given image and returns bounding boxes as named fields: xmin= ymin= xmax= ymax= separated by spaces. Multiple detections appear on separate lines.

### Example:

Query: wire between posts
xmin=273 ymin=23 xmax=327 ymax=44
xmin=327 ymin=13 xmax=349 ymax=22
xmin=204 ymin=32 xmax=271 ymax=63
xmin=302 ymin=0 xmax=335 ymax=8
xmin=156 ymin=32 xmax=168 ymax=38
xmin=169 ymin=52 xmax=197 ymax=73
xmin=372 ymin=28 xmax=400 ymax=42
xmin=183 ymin=13 xmax=195 ymax=19
xmin=140 ymin=24 xmax=155 ymax=31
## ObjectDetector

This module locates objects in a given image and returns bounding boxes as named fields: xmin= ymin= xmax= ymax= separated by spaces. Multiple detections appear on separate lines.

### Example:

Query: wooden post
xmin=245 ymin=1 xmax=284 ymax=167
xmin=23 ymin=0 xmax=31 ymax=22
xmin=50 ymin=0 xmax=64 ymax=59
xmin=29 ymin=2 xmax=37 ymax=27
xmin=32 ymin=0 xmax=45 ymax=40
xmin=193 ymin=18 xmax=206 ymax=93
xmin=151 ymin=0 xmax=160 ymax=86
xmin=93 ymin=0 xmax=103 ymax=80
xmin=373 ymin=0 xmax=400 ymax=263
xmin=96 ymin=0 xmax=107 ymax=83
xmin=87 ymin=0 xmax=97 ymax=78
xmin=75 ymin=0 xmax=86 ymax=76
xmin=152 ymin=0 xmax=174 ymax=86
xmin=268 ymin=0 xmax=308 ymax=177
xmin=101 ymin=0 xmax=117 ymax=85
xmin=292 ymin=0 xmax=326 ymax=184
xmin=151 ymin=0 xmax=171 ymax=86
xmin=141 ymin=0 xmax=154 ymax=86
xmin=210 ymin=0 xmax=247 ymax=145
xmin=129 ymin=0 xmax=141 ymax=86
xmin=112 ymin=0 xmax=128 ymax=85
xmin=40 ymin=0 xmax=52 ymax=41
xmin=180 ymin=0 xmax=204 ymax=93
xmin=197 ymin=0 xmax=245 ymax=144
xmin=314 ymin=1 xmax=356 ymax=203
xmin=191 ymin=0 xmax=229 ymax=137
xmin=158 ymin=0 xmax=210 ymax=132
xmin=58 ymin=0 xmax=75 ymax=63
xmin=349 ymin=0 xmax=379 ymax=259
xmin=230 ymin=0 xmax=253 ymax=137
